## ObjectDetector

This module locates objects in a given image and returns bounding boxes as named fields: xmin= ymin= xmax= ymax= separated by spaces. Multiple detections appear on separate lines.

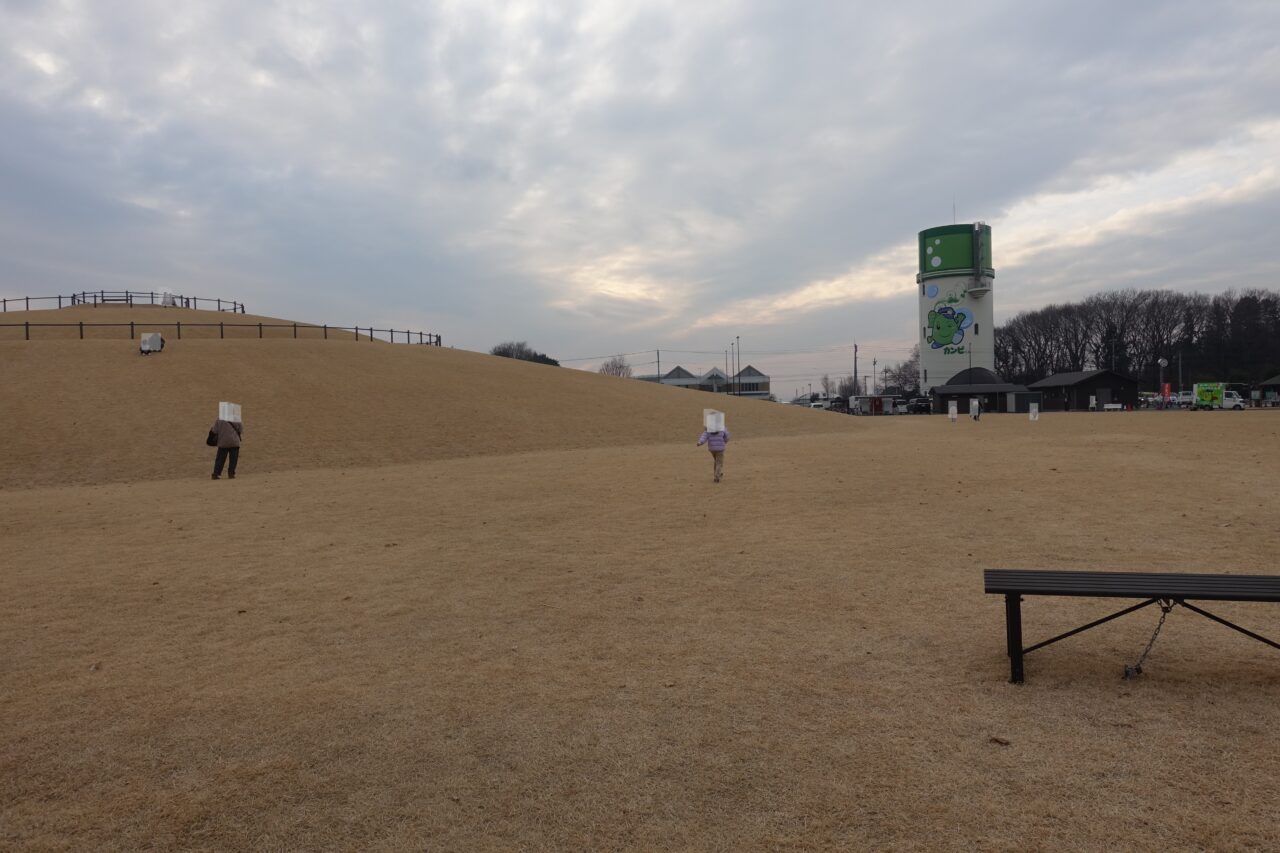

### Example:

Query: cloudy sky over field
xmin=2 ymin=1 xmax=1279 ymax=381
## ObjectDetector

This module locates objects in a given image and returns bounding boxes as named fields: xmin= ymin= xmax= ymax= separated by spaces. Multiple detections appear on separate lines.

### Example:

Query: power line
xmin=558 ymin=349 xmax=655 ymax=363
xmin=561 ymin=343 xmax=916 ymax=362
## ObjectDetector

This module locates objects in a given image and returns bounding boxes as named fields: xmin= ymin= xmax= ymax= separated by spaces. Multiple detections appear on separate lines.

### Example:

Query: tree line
xmin=994 ymin=288 xmax=1280 ymax=389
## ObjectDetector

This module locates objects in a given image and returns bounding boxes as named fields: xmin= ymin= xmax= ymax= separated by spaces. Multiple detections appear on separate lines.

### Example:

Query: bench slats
xmin=985 ymin=569 xmax=1280 ymax=602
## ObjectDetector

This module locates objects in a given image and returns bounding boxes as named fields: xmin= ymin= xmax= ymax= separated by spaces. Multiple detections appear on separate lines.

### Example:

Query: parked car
xmin=907 ymin=397 xmax=932 ymax=414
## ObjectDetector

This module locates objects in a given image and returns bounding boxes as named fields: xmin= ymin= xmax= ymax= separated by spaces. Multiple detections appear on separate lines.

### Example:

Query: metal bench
xmin=984 ymin=569 xmax=1280 ymax=682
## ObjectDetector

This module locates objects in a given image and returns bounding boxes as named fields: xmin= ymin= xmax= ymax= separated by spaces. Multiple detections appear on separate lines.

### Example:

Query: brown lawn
xmin=1 ymin=312 xmax=1278 ymax=851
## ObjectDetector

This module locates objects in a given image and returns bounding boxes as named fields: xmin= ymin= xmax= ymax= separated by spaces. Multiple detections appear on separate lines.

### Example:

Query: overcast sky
xmin=3 ymin=1 xmax=1278 ymax=388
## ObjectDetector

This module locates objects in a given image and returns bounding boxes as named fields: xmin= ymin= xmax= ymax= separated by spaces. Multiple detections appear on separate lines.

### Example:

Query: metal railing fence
xmin=0 ymin=321 xmax=442 ymax=345
xmin=2 ymin=291 xmax=246 ymax=312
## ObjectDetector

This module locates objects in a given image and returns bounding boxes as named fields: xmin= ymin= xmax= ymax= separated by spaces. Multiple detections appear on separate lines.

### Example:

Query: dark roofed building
xmin=636 ymin=364 xmax=769 ymax=396
xmin=1260 ymin=373 xmax=1280 ymax=406
xmin=932 ymin=367 xmax=1037 ymax=414
xmin=1028 ymin=369 xmax=1138 ymax=411
xmin=732 ymin=365 xmax=771 ymax=399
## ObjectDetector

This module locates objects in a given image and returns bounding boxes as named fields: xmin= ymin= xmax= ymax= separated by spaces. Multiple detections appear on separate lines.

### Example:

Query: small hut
xmin=931 ymin=367 xmax=1034 ymax=414
xmin=1029 ymin=369 xmax=1139 ymax=412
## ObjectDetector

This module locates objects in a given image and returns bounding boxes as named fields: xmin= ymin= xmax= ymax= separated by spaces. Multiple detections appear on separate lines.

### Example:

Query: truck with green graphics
xmin=1192 ymin=382 xmax=1246 ymax=410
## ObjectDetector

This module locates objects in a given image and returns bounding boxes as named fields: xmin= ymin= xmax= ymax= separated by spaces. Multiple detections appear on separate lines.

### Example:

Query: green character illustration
xmin=927 ymin=306 xmax=972 ymax=349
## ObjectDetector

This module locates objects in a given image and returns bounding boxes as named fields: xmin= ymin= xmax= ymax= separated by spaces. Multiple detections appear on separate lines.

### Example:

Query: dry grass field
xmin=2 ymin=306 xmax=1279 ymax=851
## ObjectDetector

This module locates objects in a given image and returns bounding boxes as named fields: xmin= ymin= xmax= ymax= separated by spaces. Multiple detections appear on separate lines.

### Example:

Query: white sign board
xmin=139 ymin=333 xmax=163 ymax=352
xmin=703 ymin=408 xmax=724 ymax=432
xmin=969 ymin=399 xmax=980 ymax=418
xmin=219 ymin=401 xmax=242 ymax=423
xmin=161 ymin=292 xmax=178 ymax=307
xmin=1089 ymin=395 xmax=1097 ymax=411
xmin=1029 ymin=403 xmax=1039 ymax=421
xmin=948 ymin=401 xmax=958 ymax=422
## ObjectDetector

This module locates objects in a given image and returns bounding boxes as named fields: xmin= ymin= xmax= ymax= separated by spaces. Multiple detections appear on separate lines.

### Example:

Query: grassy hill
xmin=3 ymin=303 xmax=1280 ymax=849
xmin=0 ymin=305 xmax=856 ymax=487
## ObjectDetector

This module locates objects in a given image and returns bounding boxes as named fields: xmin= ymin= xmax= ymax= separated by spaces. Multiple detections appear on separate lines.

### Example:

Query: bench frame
xmin=985 ymin=570 xmax=1280 ymax=683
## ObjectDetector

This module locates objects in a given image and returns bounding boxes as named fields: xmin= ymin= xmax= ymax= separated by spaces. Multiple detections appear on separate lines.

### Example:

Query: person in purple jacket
xmin=696 ymin=425 xmax=731 ymax=483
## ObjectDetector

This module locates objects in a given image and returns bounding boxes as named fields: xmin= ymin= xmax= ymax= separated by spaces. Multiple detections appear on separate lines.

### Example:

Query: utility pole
xmin=736 ymin=335 xmax=740 ymax=395
xmin=872 ymin=358 xmax=877 ymax=394
xmin=724 ymin=350 xmax=729 ymax=394
xmin=730 ymin=341 xmax=735 ymax=395
xmin=656 ymin=349 xmax=660 ymax=378
xmin=853 ymin=343 xmax=858 ymax=397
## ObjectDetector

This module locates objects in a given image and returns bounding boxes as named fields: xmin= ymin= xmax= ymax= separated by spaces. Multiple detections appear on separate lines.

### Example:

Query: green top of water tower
xmin=919 ymin=224 xmax=994 ymax=281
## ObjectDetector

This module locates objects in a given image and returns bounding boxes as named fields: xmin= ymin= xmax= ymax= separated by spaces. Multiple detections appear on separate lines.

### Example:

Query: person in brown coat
xmin=210 ymin=418 xmax=243 ymax=479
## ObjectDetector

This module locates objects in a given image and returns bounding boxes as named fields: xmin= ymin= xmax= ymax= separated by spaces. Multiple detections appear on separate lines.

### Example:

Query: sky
xmin=3 ymin=1 xmax=1279 ymax=393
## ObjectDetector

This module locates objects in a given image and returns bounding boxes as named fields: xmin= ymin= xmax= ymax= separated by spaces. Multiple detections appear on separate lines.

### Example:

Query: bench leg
xmin=1005 ymin=594 xmax=1025 ymax=683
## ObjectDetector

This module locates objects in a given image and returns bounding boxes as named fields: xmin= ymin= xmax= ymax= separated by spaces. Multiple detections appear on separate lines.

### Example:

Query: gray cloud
xmin=2 ymin=1 xmax=1278 ymax=381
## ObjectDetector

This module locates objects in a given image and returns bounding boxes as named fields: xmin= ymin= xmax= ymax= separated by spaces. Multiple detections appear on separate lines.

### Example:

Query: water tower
xmin=917 ymin=223 xmax=995 ymax=391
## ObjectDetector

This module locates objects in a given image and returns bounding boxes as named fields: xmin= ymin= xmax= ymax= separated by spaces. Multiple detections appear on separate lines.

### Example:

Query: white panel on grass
xmin=948 ymin=401 xmax=958 ymax=421
xmin=219 ymin=402 xmax=242 ymax=422
xmin=703 ymin=409 xmax=725 ymax=432
xmin=969 ymin=399 xmax=980 ymax=418
xmin=139 ymin=333 xmax=162 ymax=352
xmin=1029 ymin=403 xmax=1039 ymax=421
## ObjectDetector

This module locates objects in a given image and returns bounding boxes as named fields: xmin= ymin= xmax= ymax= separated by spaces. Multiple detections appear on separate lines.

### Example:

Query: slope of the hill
xmin=0 ymin=309 xmax=858 ymax=488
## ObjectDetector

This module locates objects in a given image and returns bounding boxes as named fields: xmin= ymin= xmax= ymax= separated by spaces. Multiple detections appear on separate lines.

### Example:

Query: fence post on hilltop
xmin=25 ymin=321 xmax=29 ymax=340
xmin=58 ymin=295 xmax=62 ymax=308
xmin=220 ymin=322 xmax=224 ymax=339
xmin=293 ymin=323 xmax=297 ymax=339
xmin=79 ymin=322 xmax=83 ymax=339
xmin=130 ymin=321 xmax=134 ymax=340
xmin=177 ymin=321 xmax=181 ymax=340
xmin=26 ymin=296 xmax=30 ymax=310
xmin=218 ymin=299 xmax=223 ymax=311
xmin=258 ymin=323 xmax=263 ymax=339
xmin=323 ymin=325 xmax=327 ymax=339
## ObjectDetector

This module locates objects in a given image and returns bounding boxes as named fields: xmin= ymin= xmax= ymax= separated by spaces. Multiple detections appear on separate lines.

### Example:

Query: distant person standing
xmin=209 ymin=417 xmax=243 ymax=480
xmin=696 ymin=425 xmax=731 ymax=483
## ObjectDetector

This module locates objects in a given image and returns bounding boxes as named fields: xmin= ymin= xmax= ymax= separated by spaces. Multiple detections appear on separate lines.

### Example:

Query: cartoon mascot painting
xmin=927 ymin=306 xmax=974 ymax=349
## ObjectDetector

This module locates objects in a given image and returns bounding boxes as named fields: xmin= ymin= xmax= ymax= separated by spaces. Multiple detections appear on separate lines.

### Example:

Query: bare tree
xmin=837 ymin=375 xmax=859 ymax=398
xmin=598 ymin=355 xmax=633 ymax=378
xmin=884 ymin=345 xmax=921 ymax=393
xmin=820 ymin=373 xmax=834 ymax=398
xmin=995 ymin=287 xmax=1280 ymax=387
